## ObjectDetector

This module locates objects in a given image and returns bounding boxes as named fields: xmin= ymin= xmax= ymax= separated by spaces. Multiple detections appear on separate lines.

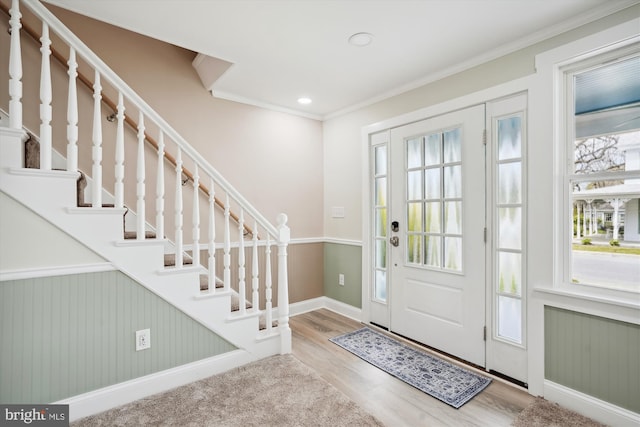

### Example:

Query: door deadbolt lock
xmin=391 ymin=221 xmax=399 ymax=232
xmin=390 ymin=236 xmax=399 ymax=247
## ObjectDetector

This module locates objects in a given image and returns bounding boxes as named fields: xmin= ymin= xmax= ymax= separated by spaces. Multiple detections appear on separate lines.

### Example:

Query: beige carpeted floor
xmin=71 ymin=354 xmax=606 ymax=427
xmin=71 ymin=354 xmax=384 ymax=426
xmin=511 ymin=397 xmax=607 ymax=427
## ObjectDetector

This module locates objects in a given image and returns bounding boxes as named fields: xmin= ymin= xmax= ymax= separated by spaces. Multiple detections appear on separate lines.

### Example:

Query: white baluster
xmin=66 ymin=48 xmax=78 ymax=172
xmin=8 ymin=0 xmax=22 ymax=129
xmin=277 ymin=213 xmax=291 ymax=353
xmin=265 ymin=235 xmax=273 ymax=334
xmin=114 ymin=92 xmax=125 ymax=208
xmin=251 ymin=221 xmax=259 ymax=312
xmin=91 ymin=70 xmax=102 ymax=207
xmin=192 ymin=164 xmax=200 ymax=267
xmin=223 ymin=194 xmax=231 ymax=292
xmin=136 ymin=112 xmax=146 ymax=240
xmin=155 ymin=131 xmax=165 ymax=239
xmin=175 ymin=148 xmax=184 ymax=267
xmin=207 ymin=178 xmax=216 ymax=294
xmin=238 ymin=209 xmax=246 ymax=315
xmin=39 ymin=22 xmax=52 ymax=170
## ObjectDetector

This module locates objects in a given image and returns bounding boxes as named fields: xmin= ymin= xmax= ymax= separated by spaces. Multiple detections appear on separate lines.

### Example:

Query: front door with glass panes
xmin=388 ymin=105 xmax=486 ymax=366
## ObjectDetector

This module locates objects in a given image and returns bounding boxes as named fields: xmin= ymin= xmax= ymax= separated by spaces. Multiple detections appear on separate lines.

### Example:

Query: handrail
xmin=1 ymin=0 xmax=257 ymax=237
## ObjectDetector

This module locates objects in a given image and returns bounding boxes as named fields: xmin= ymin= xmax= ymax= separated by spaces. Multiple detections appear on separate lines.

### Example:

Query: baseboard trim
xmin=544 ymin=380 xmax=640 ymax=427
xmin=55 ymin=349 xmax=255 ymax=422
xmin=289 ymin=296 xmax=362 ymax=322
xmin=43 ymin=297 xmax=358 ymax=423
xmin=0 ymin=262 xmax=116 ymax=281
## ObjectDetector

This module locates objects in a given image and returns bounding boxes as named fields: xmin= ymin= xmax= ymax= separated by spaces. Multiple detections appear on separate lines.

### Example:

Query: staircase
xmin=0 ymin=0 xmax=291 ymax=376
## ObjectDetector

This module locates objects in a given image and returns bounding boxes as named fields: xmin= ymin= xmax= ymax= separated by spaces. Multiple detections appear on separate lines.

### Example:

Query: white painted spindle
xmin=8 ymin=0 xmax=22 ymax=129
xmin=175 ymin=148 xmax=184 ymax=267
xmin=66 ymin=48 xmax=78 ymax=172
xmin=207 ymin=178 xmax=216 ymax=294
xmin=238 ymin=209 xmax=246 ymax=315
xmin=114 ymin=92 xmax=125 ymax=208
xmin=192 ymin=164 xmax=200 ymax=267
xmin=223 ymin=194 xmax=231 ymax=292
xmin=136 ymin=112 xmax=146 ymax=240
xmin=91 ymin=70 xmax=103 ymax=207
xmin=265 ymin=235 xmax=273 ymax=334
xmin=251 ymin=221 xmax=259 ymax=312
xmin=155 ymin=131 xmax=165 ymax=239
xmin=39 ymin=22 xmax=52 ymax=170
xmin=277 ymin=213 xmax=291 ymax=353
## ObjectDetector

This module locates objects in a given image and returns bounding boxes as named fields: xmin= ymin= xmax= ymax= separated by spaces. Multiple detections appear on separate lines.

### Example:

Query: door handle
xmin=390 ymin=236 xmax=399 ymax=247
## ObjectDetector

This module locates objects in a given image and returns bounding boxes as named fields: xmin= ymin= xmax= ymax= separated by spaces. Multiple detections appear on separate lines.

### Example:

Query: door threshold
xmin=489 ymin=369 xmax=528 ymax=389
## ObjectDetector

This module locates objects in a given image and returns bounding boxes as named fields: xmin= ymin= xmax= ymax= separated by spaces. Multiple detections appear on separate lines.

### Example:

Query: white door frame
xmin=361 ymin=76 xmax=533 ymax=368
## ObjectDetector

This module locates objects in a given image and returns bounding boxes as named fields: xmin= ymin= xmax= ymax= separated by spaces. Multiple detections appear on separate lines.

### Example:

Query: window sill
xmin=533 ymin=286 xmax=640 ymax=324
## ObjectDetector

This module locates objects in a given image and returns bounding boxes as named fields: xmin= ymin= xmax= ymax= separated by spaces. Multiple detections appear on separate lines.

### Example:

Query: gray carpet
xmin=71 ymin=354 xmax=384 ymax=426
xmin=512 ymin=397 xmax=607 ymax=427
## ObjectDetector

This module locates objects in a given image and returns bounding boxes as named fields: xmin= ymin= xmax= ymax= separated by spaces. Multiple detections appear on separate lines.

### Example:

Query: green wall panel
xmin=545 ymin=306 xmax=640 ymax=413
xmin=323 ymin=243 xmax=362 ymax=308
xmin=0 ymin=271 xmax=236 ymax=404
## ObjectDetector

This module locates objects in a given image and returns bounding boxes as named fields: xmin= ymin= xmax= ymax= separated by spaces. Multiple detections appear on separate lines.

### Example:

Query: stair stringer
xmin=0 ymin=129 xmax=282 ymax=360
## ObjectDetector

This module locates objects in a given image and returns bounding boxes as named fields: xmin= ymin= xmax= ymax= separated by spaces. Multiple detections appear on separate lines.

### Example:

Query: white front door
xmin=388 ymin=105 xmax=487 ymax=366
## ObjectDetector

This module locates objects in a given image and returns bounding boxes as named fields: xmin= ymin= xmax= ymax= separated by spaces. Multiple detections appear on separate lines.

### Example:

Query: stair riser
xmin=0 ymin=172 xmax=80 ymax=213
xmin=0 ymin=129 xmax=27 ymax=169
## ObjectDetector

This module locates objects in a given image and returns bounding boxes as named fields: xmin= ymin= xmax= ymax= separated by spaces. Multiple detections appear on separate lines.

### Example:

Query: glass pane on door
xmin=495 ymin=114 xmax=525 ymax=345
xmin=404 ymin=129 xmax=464 ymax=272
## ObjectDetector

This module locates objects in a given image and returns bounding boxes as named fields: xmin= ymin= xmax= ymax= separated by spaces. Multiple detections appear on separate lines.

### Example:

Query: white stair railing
xmin=175 ymin=148 xmax=184 ymax=267
xmin=192 ymin=164 xmax=200 ymax=267
xmin=155 ymin=132 xmax=165 ymax=238
xmin=8 ymin=0 xmax=22 ymax=130
xmin=66 ymin=47 xmax=78 ymax=173
xmin=114 ymin=92 xmax=125 ymax=208
xmin=91 ymin=70 xmax=102 ymax=207
xmin=4 ymin=0 xmax=291 ymax=351
xmin=136 ymin=112 xmax=146 ymax=240
xmin=38 ymin=21 xmax=51 ymax=170
xmin=207 ymin=178 xmax=216 ymax=294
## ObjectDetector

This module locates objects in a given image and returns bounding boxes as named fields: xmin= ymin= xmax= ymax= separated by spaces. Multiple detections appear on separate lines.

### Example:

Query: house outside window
xmin=564 ymin=46 xmax=640 ymax=293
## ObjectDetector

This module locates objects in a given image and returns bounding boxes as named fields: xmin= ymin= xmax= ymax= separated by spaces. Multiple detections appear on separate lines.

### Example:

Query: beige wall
xmin=322 ymin=4 xmax=640 ymax=241
xmin=0 ymin=3 xmax=323 ymax=302
xmin=1 ymin=2 xmax=324 ymax=239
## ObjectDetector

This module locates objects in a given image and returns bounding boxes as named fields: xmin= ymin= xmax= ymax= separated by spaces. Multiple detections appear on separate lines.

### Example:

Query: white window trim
xmin=532 ymin=18 xmax=640 ymax=316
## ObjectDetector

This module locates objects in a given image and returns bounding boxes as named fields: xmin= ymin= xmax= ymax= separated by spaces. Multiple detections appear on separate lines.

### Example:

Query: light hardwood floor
xmin=290 ymin=309 xmax=534 ymax=427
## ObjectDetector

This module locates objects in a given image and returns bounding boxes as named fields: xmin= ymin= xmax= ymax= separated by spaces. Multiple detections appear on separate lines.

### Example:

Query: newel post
xmin=276 ymin=213 xmax=291 ymax=354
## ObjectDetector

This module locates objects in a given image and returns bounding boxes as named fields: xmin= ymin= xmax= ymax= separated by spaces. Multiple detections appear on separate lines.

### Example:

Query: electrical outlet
xmin=136 ymin=329 xmax=151 ymax=351
xmin=338 ymin=273 xmax=345 ymax=286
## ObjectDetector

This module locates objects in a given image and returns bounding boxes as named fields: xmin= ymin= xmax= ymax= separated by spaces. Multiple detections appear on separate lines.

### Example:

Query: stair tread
xmin=230 ymin=293 xmax=253 ymax=312
xmin=123 ymin=230 xmax=157 ymax=239
xmin=76 ymin=203 xmax=116 ymax=208
xmin=198 ymin=275 xmax=255 ymax=315
xmin=258 ymin=316 xmax=278 ymax=331
xmin=163 ymin=253 xmax=193 ymax=267
xmin=199 ymin=274 xmax=224 ymax=291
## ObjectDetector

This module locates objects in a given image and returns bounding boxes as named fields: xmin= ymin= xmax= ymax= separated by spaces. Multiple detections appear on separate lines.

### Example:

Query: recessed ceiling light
xmin=297 ymin=97 xmax=312 ymax=105
xmin=348 ymin=32 xmax=373 ymax=47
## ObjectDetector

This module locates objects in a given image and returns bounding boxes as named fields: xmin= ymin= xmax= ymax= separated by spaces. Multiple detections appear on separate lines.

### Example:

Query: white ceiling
xmin=43 ymin=0 xmax=637 ymax=120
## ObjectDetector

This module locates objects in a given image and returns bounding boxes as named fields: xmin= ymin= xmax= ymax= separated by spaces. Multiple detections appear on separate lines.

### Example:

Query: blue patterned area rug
xmin=329 ymin=327 xmax=491 ymax=409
